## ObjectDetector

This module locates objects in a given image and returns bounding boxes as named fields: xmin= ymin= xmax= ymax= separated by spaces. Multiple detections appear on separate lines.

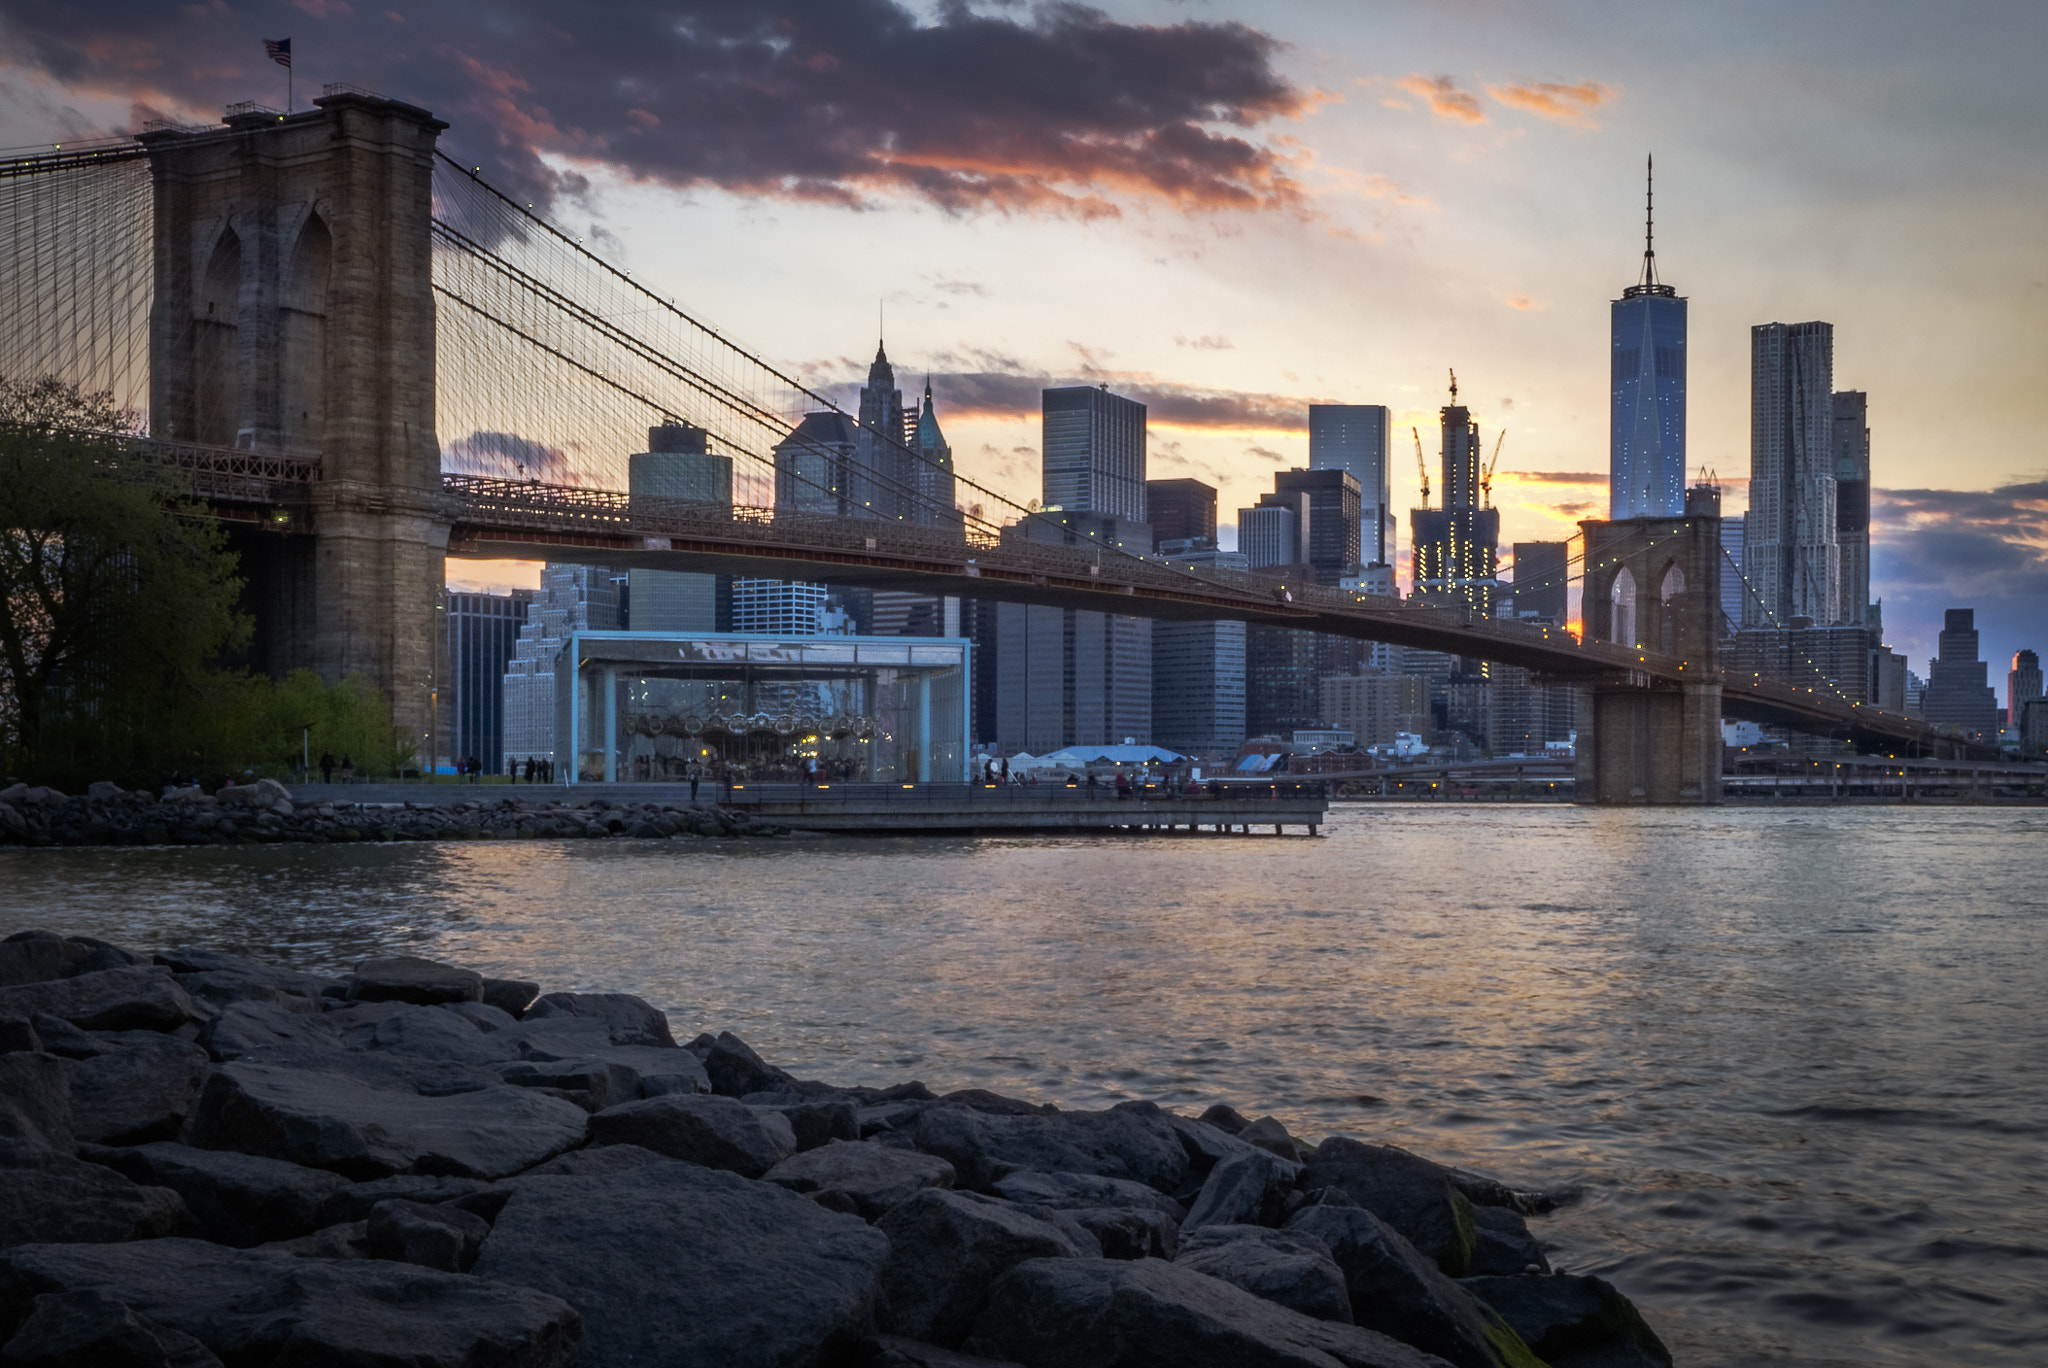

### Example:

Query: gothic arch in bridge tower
xmin=1659 ymin=562 xmax=1686 ymax=656
xmin=192 ymin=225 xmax=241 ymax=446
xmin=280 ymin=212 xmax=331 ymax=454
xmin=1610 ymin=564 xmax=1637 ymax=647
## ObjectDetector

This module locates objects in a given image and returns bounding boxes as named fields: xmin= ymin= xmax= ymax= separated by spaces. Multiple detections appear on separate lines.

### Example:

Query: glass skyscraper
xmin=1308 ymin=404 xmax=1392 ymax=564
xmin=1609 ymin=159 xmax=1687 ymax=519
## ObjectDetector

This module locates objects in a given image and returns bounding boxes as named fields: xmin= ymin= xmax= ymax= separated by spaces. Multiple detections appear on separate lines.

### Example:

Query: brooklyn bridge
xmin=0 ymin=87 xmax=1979 ymax=805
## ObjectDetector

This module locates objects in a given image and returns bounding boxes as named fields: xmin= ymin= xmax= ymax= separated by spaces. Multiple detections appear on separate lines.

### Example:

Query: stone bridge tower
xmin=1574 ymin=515 xmax=1724 ymax=803
xmin=141 ymin=92 xmax=449 ymax=758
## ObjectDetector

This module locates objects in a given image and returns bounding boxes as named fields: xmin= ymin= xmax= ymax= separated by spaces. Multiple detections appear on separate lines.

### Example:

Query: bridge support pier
xmin=1575 ymin=680 xmax=1724 ymax=805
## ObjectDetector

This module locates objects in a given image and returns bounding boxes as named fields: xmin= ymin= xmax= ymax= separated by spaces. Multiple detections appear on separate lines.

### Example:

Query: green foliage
xmin=258 ymin=670 xmax=415 ymax=779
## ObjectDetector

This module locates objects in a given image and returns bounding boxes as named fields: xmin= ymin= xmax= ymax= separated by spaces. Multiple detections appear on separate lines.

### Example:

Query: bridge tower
xmin=140 ymin=92 xmax=449 ymax=755
xmin=1574 ymin=515 xmax=1724 ymax=804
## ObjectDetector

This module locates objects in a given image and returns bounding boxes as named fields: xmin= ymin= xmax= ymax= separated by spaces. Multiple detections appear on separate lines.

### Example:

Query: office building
xmin=1145 ymin=478 xmax=1217 ymax=550
xmin=503 ymin=564 xmax=622 ymax=764
xmin=1921 ymin=609 xmax=2000 ymax=740
xmin=1744 ymin=321 xmax=1839 ymax=626
xmin=1246 ymin=625 xmax=1321 ymax=739
xmin=1272 ymin=467 xmax=1362 ymax=584
xmin=1832 ymin=391 xmax=1873 ymax=631
xmin=1409 ymin=382 xmax=1501 ymax=615
xmin=993 ymin=511 xmax=1153 ymax=753
xmin=1871 ymin=645 xmax=1908 ymax=714
xmin=906 ymin=377 xmax=959 ymax=531
xmin=774 ymin=410 xmax=860 ymax=517
xmin=1319 ymin=673 xmax=1428 ymax=747
xmin=447 ymin=589 xmax=533 ymax=774
xmin=1610 ymin=159 xmax=1687 ymax=518
xmin=729 ymin=581 xmax=848 ymax=636
xmin=1152 ymin=540 xmax=1247 ymax=753
xmin=2009 ymin=649 xmax=2043 ymax=728
xmin=628 ymin=423 xmax=730 ymax=635
xmin=1239 ymin=498 xmax=1305 ymax=570
xmin=1310 ymin=404 xmax=1394 ymax=564
xmin=1511 ymin=542 xmax=1569 ymax=624
xmin=1042 ymin=385 xmax=1147 ymax=522
xmin=851 ymin=342 xmax=910 ymax=521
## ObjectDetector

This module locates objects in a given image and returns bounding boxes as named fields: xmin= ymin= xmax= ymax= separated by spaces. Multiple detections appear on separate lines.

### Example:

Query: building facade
xmin=1409 ymin=393 xmax=1501 ymax=615
xmin=1744 ymin=321 xmax=1839 ymax=626
xmin=1610 ymin=168 xmax=1687 ymax=519
xmin=448 ymin=589 xmax=533 ymax=774
xmin=1271 ymin=468 xmax=1362 ymax=585
xmin=1832 ymin=390 xmax=1873 ymax=631
xmin=627 ymin=423 xmax=730 ymax=635
xmin=1042 ymin=385 xmax=1147 ymax=523
xmin=2006 ymin=649 xmax=2042 ymax=728
xmin=1151 ymin=541 xmax=1247 ymax=755
xmin=1319 ymin=673 xmax=1428 ymax=747
xmin=503 ymin=564 xmax=621 ymax=764
xmin=1309 ymin=404 xmax=1394 ymax=565
xmin=1922 ymin=609 xmax=2000 ymax=740
xmin=1510 ymin=542 xmax=1569 ymax=624
xmin=1144 ymin=478 xmax=1217 ymax=550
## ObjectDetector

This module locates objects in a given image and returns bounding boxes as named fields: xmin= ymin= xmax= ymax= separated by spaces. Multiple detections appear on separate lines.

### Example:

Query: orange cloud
xmin=1506 ymin=293 xmax=1540 ymax=311
xmin=1486 ymin=80 xmax=1616 ymax=127
xmin=1396 ymin=75 xmax=1485 ymax=125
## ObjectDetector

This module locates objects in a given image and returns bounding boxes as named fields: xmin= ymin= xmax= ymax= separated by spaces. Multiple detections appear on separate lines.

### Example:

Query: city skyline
xmin=0 ymin=0 xmax=2040 ymax=677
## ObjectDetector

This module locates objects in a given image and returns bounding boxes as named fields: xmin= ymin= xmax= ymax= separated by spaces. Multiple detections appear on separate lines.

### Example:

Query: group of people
xmin=511 ymin=757 xmax=558 ymax=784
xmin=316 ymin=752 xmax=354 ymax=785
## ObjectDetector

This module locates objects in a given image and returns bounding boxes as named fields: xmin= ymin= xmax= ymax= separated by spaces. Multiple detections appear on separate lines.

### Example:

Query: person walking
xmin=689 ymin=763 xmax=701 ymax=804
xmin=339 ymin=754 xmax=354 ymax=785
xmin=1115 ymin=770 xmax=1131 ymax=801
xmin=319 ymin=751 xmax=335 ymax=785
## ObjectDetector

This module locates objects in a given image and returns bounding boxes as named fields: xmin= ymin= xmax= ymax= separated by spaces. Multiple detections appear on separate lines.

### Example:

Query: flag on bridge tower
xmin=263 ymin=38 xmax=292 ymax=68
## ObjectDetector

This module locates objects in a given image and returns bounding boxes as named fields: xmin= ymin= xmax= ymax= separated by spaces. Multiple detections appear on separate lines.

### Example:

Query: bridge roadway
xmin=69 ymin=431 xmax=1971 ymax=759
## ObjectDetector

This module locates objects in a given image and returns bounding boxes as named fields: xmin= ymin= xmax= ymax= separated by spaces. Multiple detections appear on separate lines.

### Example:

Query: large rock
xmin=1048 ymin=1206 xmax=1179 ymax=1261
xmin=765 ymin=1139 xmax=956 ymax=1219
xmin=195 ymin=1000 xmax=341 ymax=1061
xmin=1174 ymin=1226 xmax=1352 ymax=1324
xmin=1467 ymin=1205 xmax=1549 ymax=1277
xmin=1286 ymin=1206 xmax=1542 ymax=1368
xmin=523 ymin=991 xmax=675 ymax=1047
xmin=586 ymin=1093 xmax=791 ymax=1177
xmin=701 ymin=1030 xmax=796 ymax=1096
xmin=0 ymin=1056 xmax=71 ymax=1151
xmin=875 ymin=1189 xmax=1095 ymax=1348
xmin=156 ymin=947 xmax=335 ymax=1012
xmin=344 ymin=956 xmax=483 ymax=1006
xmin=186 ymin=1062 xmax=588 ymax=1179
xmin=0 ymin=968 xmax=195 ymax=1034
xmin=63 ymin=1035 xmax=209 ymax=1146
xmin=859 ymin=1336 xmax=1025 ymax=1368
xmin=0 ymin=1288 xmax=223 ymax=1368
xmin=913 ymin=1105 xmax=1189 ymax=1194
xmin=364 ymin=1198 xmax=490 ymax=1273
xmin=964 ymin=1256 xmax=1456 ymax=1368
xmin=592 ymin=1044 xmax=709 ymax=1096
xmin=1184 ymin=1148 xmax=1301 ymax=1232
xmin=0 ymin=1147 xmax=189 ymax=1252
xmin=481 ymin=977 xmax=541 ymax=1016
xmin=0 ymin=1238 xmax=580 ymax=1367
xmin=0 ymin=940 xmax=94 ymax=989
xmin=499 ymin=1058 xmax=642 ymax=1110
xmin=81 ymin=1143 xmax=346 ymax=1248
xmin=471 ymin=1162 xmax=890 ymax=1368
xmin=1301 ymin=1140 xmax=1477 ymax=1276
xmin=992 ymin=1170 xmax=1187 ymax=1222
xmin=1459 ymin=1274 xmax=1672 ymax=1368
xmin=359 ymin=1006 xmax=523 ymax=1065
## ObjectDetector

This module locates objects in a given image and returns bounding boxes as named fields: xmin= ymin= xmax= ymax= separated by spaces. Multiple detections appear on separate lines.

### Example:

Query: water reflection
xmin=3 ymin=807 xmax=2044 ymax=1366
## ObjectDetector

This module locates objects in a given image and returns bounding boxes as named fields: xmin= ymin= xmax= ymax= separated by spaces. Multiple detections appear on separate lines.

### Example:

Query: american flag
xmin=263 ymin=38 xmax=291 ymax=69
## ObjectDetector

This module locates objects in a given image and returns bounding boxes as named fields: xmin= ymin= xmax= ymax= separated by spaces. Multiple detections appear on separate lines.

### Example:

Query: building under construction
xmin=1409 ymin=374 xmax=1502 ymax=617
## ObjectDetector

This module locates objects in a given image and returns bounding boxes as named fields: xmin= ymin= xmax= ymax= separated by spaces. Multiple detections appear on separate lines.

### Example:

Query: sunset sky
xmin=2 ymin=0 xmax=2042 ymax=682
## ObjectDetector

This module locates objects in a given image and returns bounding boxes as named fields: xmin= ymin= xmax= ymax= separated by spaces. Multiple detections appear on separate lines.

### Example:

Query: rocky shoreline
xmin=0 ymin=932 xmax=1673 ymax=1368
xmin=0 ymin=780 xmax=788 ymax=847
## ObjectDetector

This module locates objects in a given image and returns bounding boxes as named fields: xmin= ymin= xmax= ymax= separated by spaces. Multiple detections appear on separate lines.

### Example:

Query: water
xmin=3 ymin=805 xmax=2043 ymax=1366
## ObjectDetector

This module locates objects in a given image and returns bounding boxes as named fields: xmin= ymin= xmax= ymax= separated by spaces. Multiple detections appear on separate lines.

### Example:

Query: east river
xmin=3 ymin=804 xmax=2043 ymax=1366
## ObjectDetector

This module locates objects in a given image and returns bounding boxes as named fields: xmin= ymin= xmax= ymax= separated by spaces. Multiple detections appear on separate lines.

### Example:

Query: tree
xmin=0 ymin=376 xmax=250 ymax=786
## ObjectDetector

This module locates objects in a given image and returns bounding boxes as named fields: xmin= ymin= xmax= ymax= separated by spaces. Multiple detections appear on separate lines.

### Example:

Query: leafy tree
xmin=0 ymin=376 xmax=249 ymax=787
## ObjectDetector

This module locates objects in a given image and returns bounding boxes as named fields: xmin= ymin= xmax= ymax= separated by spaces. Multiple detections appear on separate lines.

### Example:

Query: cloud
xmin=1506 ymin=293 xmax=1540 ymax=311
xmin=1871 ymin=481 xmax=2048 ymax=673
xmin=934 ymin=278 xmax=990 ymax=297
xmin=443 ymin=429 xmax=583 ymax=484
xmin=2 ymin=0 xmax=1312 ymax=218
xmin=1175 ymin=334 xmax=1235 ymax=350
xmin=1395 ymin=74 xmax=1485 ymax=125
xmin=1510 ymin=471 xmax=1607 ymax=485
xmin=927 ymin=370 xmax=1318 ymax=433
xmin=1487 ymin=80 xmax=1615 ymax=127
xmin=1552 ymin=500 xmax=1598 ymax=517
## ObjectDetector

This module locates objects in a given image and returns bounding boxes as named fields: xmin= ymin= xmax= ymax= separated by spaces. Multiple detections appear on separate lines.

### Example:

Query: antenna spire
xmin=1639 ymin=153 xmax=1659 ymax=288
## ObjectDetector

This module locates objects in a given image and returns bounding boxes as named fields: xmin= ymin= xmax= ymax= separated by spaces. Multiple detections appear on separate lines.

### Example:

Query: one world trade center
xmin=1610 ymin=156 xmax=1686 ymax=518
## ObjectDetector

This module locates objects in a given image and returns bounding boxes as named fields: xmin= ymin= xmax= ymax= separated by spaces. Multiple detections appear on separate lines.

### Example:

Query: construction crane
xmin=1480 ymin=430 xmax=1506 ymax=509
xmin=1411 ymin=427 xmax=1430 ymax=509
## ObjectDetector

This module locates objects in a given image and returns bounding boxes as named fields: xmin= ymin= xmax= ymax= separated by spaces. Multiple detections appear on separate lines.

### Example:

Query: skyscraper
xmin=1408 ymin=378 xmax=1501 ymax=616
xmin=1832 ymin=391 xmax=1872 ymax=630
xmin=1744 ymin=321 xmax=1839 ymax=626
xmin=1152 ymin=541 xmax=1247 ymax=754
xmin=1310 ymin=404 xmax=1393 ymax=564
xmin=2009 ymin=649 xmax=2043 ymax=728
xmin=1510 ymin=542 xmax=1568 ymax=624
xmin=853 ymin=342 xmax=910 ymax=521
xmin=1042 ymin=385 xmax=1147 ymax=522
xmin=502 ymin=565 xmax=621 ymax=765
xmin=1609 ymin=157 xmax=1687 ymax=519
xmin=1271 ymin=467 xmax=1362 ymax=584
xmin=447 ymin=589 xmax=533 ymax=774
xmin=1145 ymin=478 xmax=1217 ymax=550
xmin=1922 ymin=609 xmax=2000 ymax=740
xmin=628 ymin=423 xmax=730 ymax=634
xmin=906 ymin=377 xmax=957 ymax=530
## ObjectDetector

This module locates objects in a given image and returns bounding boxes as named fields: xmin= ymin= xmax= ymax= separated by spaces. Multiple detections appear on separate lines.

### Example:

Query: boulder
xmin=63 ymin=1036 xmax=209 ymax=1146
xmin=859 ymin=1335 xmax=1026 ymax=1368
xmin=1301 ymin=1139 xmax=1478 ymax=1276
xmin=0 ymin=1055 xmax=72 ymax=1152
xmin=0 ymin=941 xmax=94 ymax=990
xmin=1199 ymin=1104 xmax=1252 ymax=1135
xmin=875 ymin=1189 xmax=1095 ymax=1348
xmin=1055 ymin=1207 xmax=1179 ymax=1261
xmin=1184 ymin=1148 xmax=1301 ymax=1233
xmin=517 ymin=1144 xmax=674 ymax=1179
xmin=0 ymin=1147 xmax=189 ymax=1252
xmin=364 ymin=1198 xmax=489 ymax=1273
xmin=0 ymin=968 xmax=196 ymax=1034
xmin=1162 ymin=1113 xmax=1264 ymax=1171
xmin=586 ymin=1093 xmax=791 ymax=1177
xmin=522 ymin=991 xmax=674 ymax=1047
xmin=964 ymin=1256 xmax=1457 ymax=1368
xmin=760 ymin=1097 xmax=860 ymax=1149
xmin=499 ymin=1059 xmax=641 ymax=1110
xmin=765 ymin=1139 xmax=956 ymax=1219
xmin=81 ymin=1143 xmax=346 ymax=1248
xmin=992 ymin=1171 xmax=1187 ymax=1222
xmin=594 ymin=1044 xmax=709 ymax=1096
xmin=913 ymin=1105 xmax=1189 ymax=1195
xmin=186 ymin=1062 xmax=589 ymax=1179
xmin=257 ymin=1220 xmax=368 ymax=1261
xmin=0 ymin=1019 xmax=37 ymax=1055
xmin=195 ymin=1000 xmax=340 ymax=1061
xmin=1239 ymin=1117 xmax=1305 ymax=1162
xmin=21 ymin=1017 xmax=94 ymax=1062
xmin=1175 ymin=1226 xmax=1352 ymax=1324
xmin=447 ymin=1001 xmax=520 ymax=1032
xmin=1467 ymin=1205 xmax=1549 ymax=1277
xmin=361 ymin=1006 xmax=522 ymax=1064
xmin=480 ymin=977 xmax=541 ymax=1016
xmin=0 ymin=1288 xmax=223 ymax=1368
xmin=471 ymin=1162 xmax=889 ymax=1368
xmin=0 ymin=1238 xmax=581 ymax=1367
xmin=344 ymin=956 xmax=483 ymax=1006
xmin=1286 ymin=1206 xmax=1541 ymax=1368
xmin=701 ymin=1030 xmax=796 ymax=1096
xmin=1458 ymin=1274 xmax=1672 ymax=1368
